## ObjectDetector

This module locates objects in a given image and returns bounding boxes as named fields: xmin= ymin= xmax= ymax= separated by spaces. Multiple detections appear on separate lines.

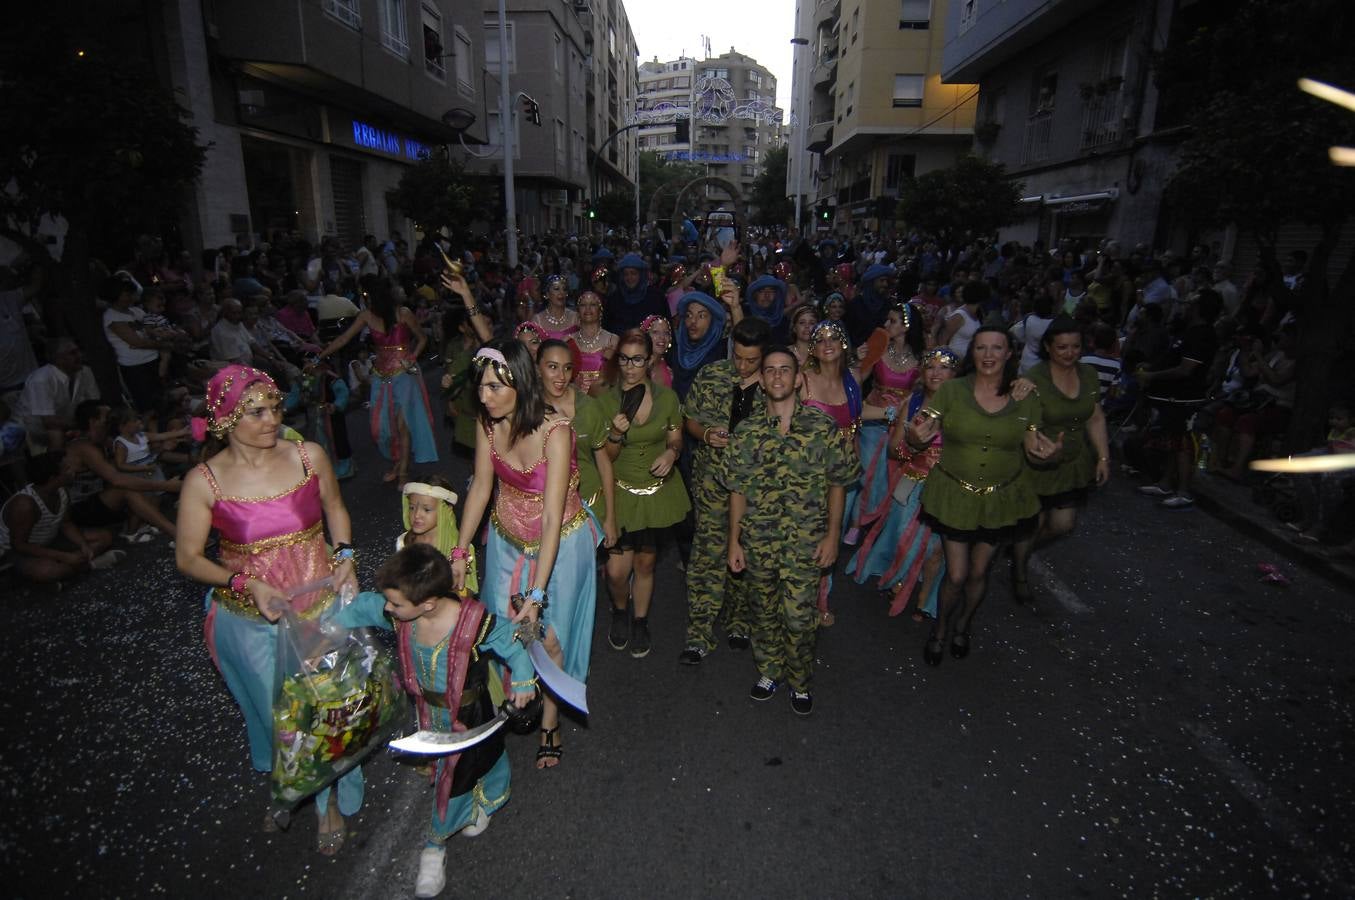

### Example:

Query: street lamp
xmin=790 ymin=37 xmax=809 ymax=234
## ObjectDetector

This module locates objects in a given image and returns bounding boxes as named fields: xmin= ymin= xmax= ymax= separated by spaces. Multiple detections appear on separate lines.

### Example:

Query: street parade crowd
xmin=2 ymin=221 xmax=1351 ymax=897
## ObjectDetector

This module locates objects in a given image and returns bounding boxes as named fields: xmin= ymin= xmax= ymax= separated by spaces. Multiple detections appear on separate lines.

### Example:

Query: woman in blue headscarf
xmin=672 ymin=291 xmax=729 ymax=400
xmin=847 ymin=263 xmax=896 ymax=346
xmin=742 ymin=275 xmax=790 ymax=344
xmin=605 ymin=253 xmax=667 ymax=334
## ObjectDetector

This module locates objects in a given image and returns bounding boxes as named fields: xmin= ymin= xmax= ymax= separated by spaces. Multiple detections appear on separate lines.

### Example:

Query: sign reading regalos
xmin=351 ymin=120 xmax=430 ymax=161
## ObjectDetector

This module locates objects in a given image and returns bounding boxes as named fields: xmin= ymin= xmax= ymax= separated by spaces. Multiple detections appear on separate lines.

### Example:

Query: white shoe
xmin=90 ymin=549 xmax=127 ymax=570
xmin=459 ymin=805 xmax=490 ymax=838
xmin=414 ymin=846 xmax=446 ymax=897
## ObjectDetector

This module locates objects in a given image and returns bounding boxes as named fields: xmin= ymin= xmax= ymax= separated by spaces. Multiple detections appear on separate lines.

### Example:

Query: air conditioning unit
xmin=542 ymin=189 xmax=569 ymax=207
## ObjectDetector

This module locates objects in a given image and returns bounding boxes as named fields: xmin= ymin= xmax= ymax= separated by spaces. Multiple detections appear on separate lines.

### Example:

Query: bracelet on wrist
xmin=702 ymin=426 xmax=712 ymax=445
xmin=525 ymin=586 xmax=548 ymax=609
xmin=228 ymin=571 xmax=253 ymax=594
xmin=607 ymin=432 xmax=624 ymax=444
xmin=331 ymin=544 xmax=357 ymax=566
xmin=450 ymin=546 xmax=472 ymax=561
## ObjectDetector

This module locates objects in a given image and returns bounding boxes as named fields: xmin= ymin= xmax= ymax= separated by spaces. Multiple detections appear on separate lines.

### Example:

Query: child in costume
xmin=345 ymin=543 xmax=538 ymax=898
xmin=397 ymin=475 xmax=478 ymax=593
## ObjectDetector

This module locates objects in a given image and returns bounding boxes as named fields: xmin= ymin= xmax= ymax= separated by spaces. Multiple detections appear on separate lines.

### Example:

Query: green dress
xmin=920 ymin=375 xmax=1043 ymax=532
xmin=1026 ymin=362 xmax=1100 ymax=498
xmin=596 ymin=381 xmax=691 ymax=532
xmin=442 ymin=337 xmax=478 ymax=452
xmin=570 ymin=390 xmax=610 ymax=520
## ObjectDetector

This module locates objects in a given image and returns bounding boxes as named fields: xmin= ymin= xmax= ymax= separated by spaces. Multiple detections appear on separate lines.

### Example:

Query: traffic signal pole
xmin=496 ymin=0 xmax=517 ymax=269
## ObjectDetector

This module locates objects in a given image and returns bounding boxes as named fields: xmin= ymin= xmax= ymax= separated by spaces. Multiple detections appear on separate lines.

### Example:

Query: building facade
xmin=941 ymin=0 xmax=1177 ymax=250
xmin=797 ymin=0 xmax=977 ymax=235
xmin=167 ymin=0 xmax=492 ymax=253
xmin=637 ymin=49 xmax=784 ymax=216
xmin=582 ymin=0 xmax=640 ymax=211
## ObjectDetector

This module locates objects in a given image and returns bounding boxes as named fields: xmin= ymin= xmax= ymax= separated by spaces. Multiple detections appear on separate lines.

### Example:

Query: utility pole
xmin=497 ymin=0 xmax=517 ymax=268
xmin=790 ymin=37 xmax=809 ymax=234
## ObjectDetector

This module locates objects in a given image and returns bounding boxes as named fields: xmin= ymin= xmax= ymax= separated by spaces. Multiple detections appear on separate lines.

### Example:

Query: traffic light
xmin=588 ymin=206 xmax=596 ymax=219
xmin=674 ymin=118 xmax=690 ymax=144
xmin=521 ymin=94 xmax=542 ymax=126
xmin=820 ymin=203 xmax=830 ymax=221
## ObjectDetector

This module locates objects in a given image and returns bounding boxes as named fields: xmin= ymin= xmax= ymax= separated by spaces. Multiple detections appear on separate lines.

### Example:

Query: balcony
xmin=806 ymin=120 xmax=834 ymax=154
xmin=814 ymin=0 xmax=840 ymax=30
xmin=1079 ymin=90 xmax=1124 ymax=152
xmin=1022 ymin=110 xmax=1053 ymax=164
xmin=812 ymin=55 xmax=837 ymax=88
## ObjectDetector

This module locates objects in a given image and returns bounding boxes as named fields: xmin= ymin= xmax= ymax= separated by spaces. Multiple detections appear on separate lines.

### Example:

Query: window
xmin=486 ymin=110 xmax=521 ymax=159
xmin=900 ymin=0 xmax=930 ymax=29
xmin=608 ymin=26 xmax=615 ymax=55
xmin=749 ymin=71 xmax=762 ymax=88
xmin=322 ymin=0 xmax=360 ymax=29
xmin=673 ymin=76 xmax=689 ymax=88
xmin=1031 ymin=69 xmax=1058 ymax=113
xmin=555 ymin=120 xmax=566 ymax=169
xmin=422 ymin=5 xmax=444 ymax=78
xmin=884 ymin=153 xmax=916 ymax=191
xmin=893 ymin=74 xmax=925 ymax=107
xmin=742 ymin=165 xmax=756 ymax=177
xmin=484 ymin=20 xmax=516 ymax=73
xmin=852 ymin=6 xmax=860 ymax=40
xmin=380 ymin=0 xmax=408 ymax=58
xmin=554 ymin=33 xmax=562 ymax=73
xmin=453 ymin=28 xmax=473 ymax=95
xmin=958 ymin=0 xmax=976 ymax=34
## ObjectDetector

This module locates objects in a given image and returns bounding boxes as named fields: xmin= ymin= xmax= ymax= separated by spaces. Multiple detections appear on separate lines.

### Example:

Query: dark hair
xmin=75 ymin=400 xmax=107 ymax=433
xmin=1193 ymin=288 xmax=1224 ymax=325
xmin=961 ymin=325 xmax=1018 ymax=395
xmin=472 ymin=338 xmax=546 ymax=443
xmin=961 ymin=280 xmax=990 ymax=308
xmin=601 ymin=329 xmax=654 ymax=386
xmin=731 ymin=316 xmax=772 ymax=349
xmin=1032 ymin=291 xmax=1055 ymax=318
xmin=1038 ymin=314 xmax=1083 ymax=360
xmin=106 ymin=405 xmax=139 ymax=435
xmin=375 ymin=543 xmax=454 ymax=605
xmin=762 ymin=344 xmax=800 ymax=373
xmin=1090 ymin=322 xmax=1117 ymax=352
xmin=538 ymin=338 xmax=571 ymax=359
xmin=28 ymin=451 xmax=64 ymax=486
xmin=366 ymin=278 xmax=398 ymax=329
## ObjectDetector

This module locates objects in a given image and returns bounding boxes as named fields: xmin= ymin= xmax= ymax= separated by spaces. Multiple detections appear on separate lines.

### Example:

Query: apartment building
xmin=582 ymin=0 xmax=640 ymax=207
xmin=795 ymin=0 xmax=976 ymax=235
xmin=637 ymin=49 xmax=783 ymax=215
xmin=941 ymin=0 xmax=1177 ymax=249
xmin=160 ymin=0 xmax=491 ymax=252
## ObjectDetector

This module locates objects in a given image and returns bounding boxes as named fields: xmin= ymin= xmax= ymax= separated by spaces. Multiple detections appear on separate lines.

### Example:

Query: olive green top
xmin=920 ymin=375 xmax=1043 ymax=531
xmin=442 ymin=338 xmax=478 ymax=451
xmin=570 ymin=391 xmax=609 ymax=519
xmin=1026 ymin=361 xmax=1100 ymax=496
xmin=594 ymin=382 xmax=691 ymax=531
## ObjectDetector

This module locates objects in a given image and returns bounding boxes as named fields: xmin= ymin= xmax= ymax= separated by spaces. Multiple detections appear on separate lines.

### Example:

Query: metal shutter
xmin=329 ymin=157 xmax=366 ymax=246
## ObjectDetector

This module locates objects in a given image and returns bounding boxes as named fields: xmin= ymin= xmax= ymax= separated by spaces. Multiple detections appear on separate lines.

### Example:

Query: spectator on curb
xmin=0 ymin=451 xmax=125 ymax=586
xmin=13 ymin=338 xmax=101 ymax=454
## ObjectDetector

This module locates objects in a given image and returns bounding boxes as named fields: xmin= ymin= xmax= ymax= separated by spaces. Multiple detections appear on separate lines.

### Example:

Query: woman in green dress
xmin=904 ymin=325 xmax=1063 ymax=666
xmin=598 ymin=329 xmax=691 ymax=659
xmin=1009 ymin=316 xmax=1111 ymax=603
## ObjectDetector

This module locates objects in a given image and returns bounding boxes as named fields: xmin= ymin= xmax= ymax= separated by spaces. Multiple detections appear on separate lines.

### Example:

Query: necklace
xmin=539 ymin=307 xmax=573 ymax=327
xmin=574 ymin=327 xmax=611 ymax=353
xmin=886 ymin=341 xmax=915 ymax=369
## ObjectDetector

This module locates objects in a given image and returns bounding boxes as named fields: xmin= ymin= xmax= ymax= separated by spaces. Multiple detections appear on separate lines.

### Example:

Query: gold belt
xmin=490 ymin=507 xmax=590 ymax=553
xmin=212 ymin=584 xmax=334 ymax=621
xmin=219 ymin=521 xmax=323 ymax=554
xmin=616 ymin=476 xmax=669 ymax=496
xmin=934 ymin=464 xmax=1022 ymax=496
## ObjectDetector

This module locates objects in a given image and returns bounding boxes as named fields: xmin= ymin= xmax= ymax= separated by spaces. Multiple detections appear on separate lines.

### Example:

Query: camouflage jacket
xmin=683 ymin=358 xmax=765 ymax=473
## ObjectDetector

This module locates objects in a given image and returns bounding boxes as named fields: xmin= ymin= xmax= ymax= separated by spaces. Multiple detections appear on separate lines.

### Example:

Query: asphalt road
xmin=4 ymin=390 xmax=1352 ymax=899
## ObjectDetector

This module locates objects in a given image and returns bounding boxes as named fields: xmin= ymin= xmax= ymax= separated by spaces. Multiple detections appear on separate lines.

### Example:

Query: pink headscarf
xmin=191 ymin=365 xmax=280 ymax=441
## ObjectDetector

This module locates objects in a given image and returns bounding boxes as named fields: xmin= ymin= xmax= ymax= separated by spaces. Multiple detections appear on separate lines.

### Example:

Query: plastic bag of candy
xmin=270 ymin=606 xmax=408 ymax=824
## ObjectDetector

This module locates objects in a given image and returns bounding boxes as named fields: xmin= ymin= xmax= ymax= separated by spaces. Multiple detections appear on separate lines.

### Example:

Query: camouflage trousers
xmin=683 ymin=472 xmax=752 ymax=652
xmin=743 ymin=540 xmax=819 ymax=693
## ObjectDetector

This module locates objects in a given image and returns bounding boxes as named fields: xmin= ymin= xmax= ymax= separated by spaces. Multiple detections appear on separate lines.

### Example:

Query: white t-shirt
xmin=210 ymin=319 xmax=258 ymax=365
xmin=1013 ymin=314 xmax=1054 ymax=374
xmin=14 ymin=363 xmax=101 ymax=450
xmin=103 ymin=307 xmax=159 ymax=367
xmin=946 ymin=307 xmax=982 ymax=358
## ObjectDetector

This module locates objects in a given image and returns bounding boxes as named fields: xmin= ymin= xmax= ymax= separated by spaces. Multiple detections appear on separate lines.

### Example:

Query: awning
xmin=1044 ymin=189 xmax=1119 ymax=207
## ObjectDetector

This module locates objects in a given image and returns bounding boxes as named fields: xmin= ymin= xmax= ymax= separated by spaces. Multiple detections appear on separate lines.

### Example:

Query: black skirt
xmin=923 ymin=511 xmax=1039 ymax=545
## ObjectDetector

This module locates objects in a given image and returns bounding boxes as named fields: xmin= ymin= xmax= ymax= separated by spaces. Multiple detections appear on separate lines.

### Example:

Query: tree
xmin=391 ymin=151 xmax=497 ymax=240
xmin=1 ymin=9 xmax=209 ymax=383
xmin=1157 ymin=0 xmax=1355 ymax=448
xmin=593 ymin=191 xmax=636 ymax=231
xmin=895 ymin=156 xmax=1023 ymax=241
xmin=748 ymin=144 xmax=793 ymax=226
xmin=637 ymin=150 xmax=704 ymax=226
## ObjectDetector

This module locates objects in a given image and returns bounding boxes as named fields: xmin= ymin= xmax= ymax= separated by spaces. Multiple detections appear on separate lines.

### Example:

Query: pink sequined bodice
xmin=488 ymin=421 xmax=585 ymax=549
xmin=867 ymin=360 xmax=921 ymax=409
xmin=574 ymin=350 xmax=606 ymax=394
xmin=804 ymin=398 xmax=855 ymax=431
xmin=651 ymin=360 xmax=673 ymax=389
xmin=372 ymin=323 xmax=415 ymax=376
xmin=210 ymin=473 xmax=322 ymax=546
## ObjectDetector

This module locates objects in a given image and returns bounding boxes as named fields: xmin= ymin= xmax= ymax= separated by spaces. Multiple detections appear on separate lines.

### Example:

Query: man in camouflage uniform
xmin=725 ymin=347 xmax=859 ymax=716
xmin=678 ymin=318 xmax=772 ymax=665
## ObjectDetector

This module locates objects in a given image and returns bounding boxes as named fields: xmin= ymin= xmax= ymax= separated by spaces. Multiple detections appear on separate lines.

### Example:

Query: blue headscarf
xmin=860 ymin=263 xmax=896 ymax=312
xmin=675 ymin=290 xmax=728 ymax=377
xmin=617 ymin=253 xmax=650 ymax=306
xmin=591 ymin=246 xmax=615 ymax=264
xmin=744 ymin=275 xmax=788 ymax=329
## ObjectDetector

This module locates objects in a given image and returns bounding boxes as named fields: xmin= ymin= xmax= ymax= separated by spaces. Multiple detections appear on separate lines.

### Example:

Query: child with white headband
xmin=397 ymin=475 xmax=478 ymax=592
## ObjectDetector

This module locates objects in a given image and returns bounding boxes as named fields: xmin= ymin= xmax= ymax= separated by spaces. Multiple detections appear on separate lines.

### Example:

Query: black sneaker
xmin=726 ymin=632 xmax=751 ymax=651
xmin=749 ymin=676 xmax=778 ymax=701
xmin=678 ymin=646 xmax=707 ymax=666
xmin=630 ymin=617 xmax=651 ymax=658
xmin=790 ymin=690 xmax=813 ymax=716
xmin=608 ymin=608 xmax=629 ymax=650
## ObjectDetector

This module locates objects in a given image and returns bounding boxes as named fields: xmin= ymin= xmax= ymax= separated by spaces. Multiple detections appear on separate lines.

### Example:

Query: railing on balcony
xmin=1022 ymin=110 xmax=1053 ymax=164
xmin=1080 ymin=91 xmax=1124 ymax=151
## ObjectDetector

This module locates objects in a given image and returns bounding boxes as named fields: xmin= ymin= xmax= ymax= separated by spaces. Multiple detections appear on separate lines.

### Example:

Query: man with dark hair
xmin=724 ymin=346 xmax=859 ymax=715
xmin=678 ymin=317 xmax=772 ymax=665
xmin=1137 ymin=289 xmax=1225 ymax=509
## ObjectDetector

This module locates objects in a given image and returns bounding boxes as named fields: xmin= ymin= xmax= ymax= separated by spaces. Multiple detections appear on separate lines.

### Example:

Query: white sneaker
xmin=1137 ymin=484 xmax=1172 ymax=497
xmin=90 ymin=549 xmax=127 ymax=570
xmin=459 ymin=805 xmax=490 ymax=838
xmin=414 ymin=846 xmax=446 ymax=897
xmin=1161 ymin=494 xmax=1195 ymax=509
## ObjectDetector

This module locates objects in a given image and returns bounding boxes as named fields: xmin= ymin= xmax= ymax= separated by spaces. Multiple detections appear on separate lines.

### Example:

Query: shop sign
xmin=351 ymin=119 xmax=430 ymax=161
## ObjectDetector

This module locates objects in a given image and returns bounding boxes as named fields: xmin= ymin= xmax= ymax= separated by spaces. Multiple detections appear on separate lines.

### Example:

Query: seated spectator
xmin=64 ymin=400 xmax=180 ymax=545
xmin=0 ymin=451 xmax=125 ymax=586
xmin=12 ymin=338 xmax=101 ymax=453
xmin=1080 ymin=323 xmax=1123 ymax=403
xmin=1287 ymin=401 xmax=1355 ymax=544
xmin=1209 ymin=324 xmax=1297 ymax=480
xmin=275 ymin=290 xmax=318 ymax=341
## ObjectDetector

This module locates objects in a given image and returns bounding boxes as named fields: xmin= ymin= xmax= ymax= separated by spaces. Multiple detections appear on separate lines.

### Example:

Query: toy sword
xmin=389 ymin=708 xmax=510 ymax=756
xmin=511 ymin=596 xmax=590 ymax=715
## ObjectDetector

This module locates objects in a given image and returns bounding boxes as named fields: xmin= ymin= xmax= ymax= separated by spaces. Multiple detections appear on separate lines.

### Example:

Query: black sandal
xmin=950 ymin=631 xmax=971 ymax=660
xmin=536 ymin=726 xmax=562 ymax=769
xmin=1012 ymin=574 xmax=1033 ymax=605
xmin=923 ymin=632 xmax=945 ymax=667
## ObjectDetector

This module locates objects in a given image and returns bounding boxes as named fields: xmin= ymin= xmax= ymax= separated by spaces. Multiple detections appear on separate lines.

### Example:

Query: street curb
xmin=1191 ymin=486 xmax=1355 ymax=590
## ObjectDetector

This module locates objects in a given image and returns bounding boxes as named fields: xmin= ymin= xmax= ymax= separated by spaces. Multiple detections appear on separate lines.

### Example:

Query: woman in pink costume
xmin=514 ymin=321 xmax=547 ymax=359
xmin=315 ymin=280 xmax=438 ymax=485
xmin=176 ymin=365 xmax=360 ymax=854
xmin=640 ymin=314 xmax=673 ymax=389
xmin=569 ymin=291 xmax=617 ymax=393
xmin=532 ymin=274 xmax=580 ymax=340
xmin=853 ymin=302 xmax=925 ymax=536
xmin=453 ymin=340 xmax=600 ymax=769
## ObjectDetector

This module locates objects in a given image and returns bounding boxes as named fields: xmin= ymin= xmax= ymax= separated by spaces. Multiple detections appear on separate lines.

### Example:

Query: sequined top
xmin=487 ymin=419 xmax=586 ymax=552
xmin=866 ymin=359 xmax=921 ymax=410
xmin=201 ymin=441 xmax=334 ymax=619
xmin=371 ymin=322 xmax=416 ymax=378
